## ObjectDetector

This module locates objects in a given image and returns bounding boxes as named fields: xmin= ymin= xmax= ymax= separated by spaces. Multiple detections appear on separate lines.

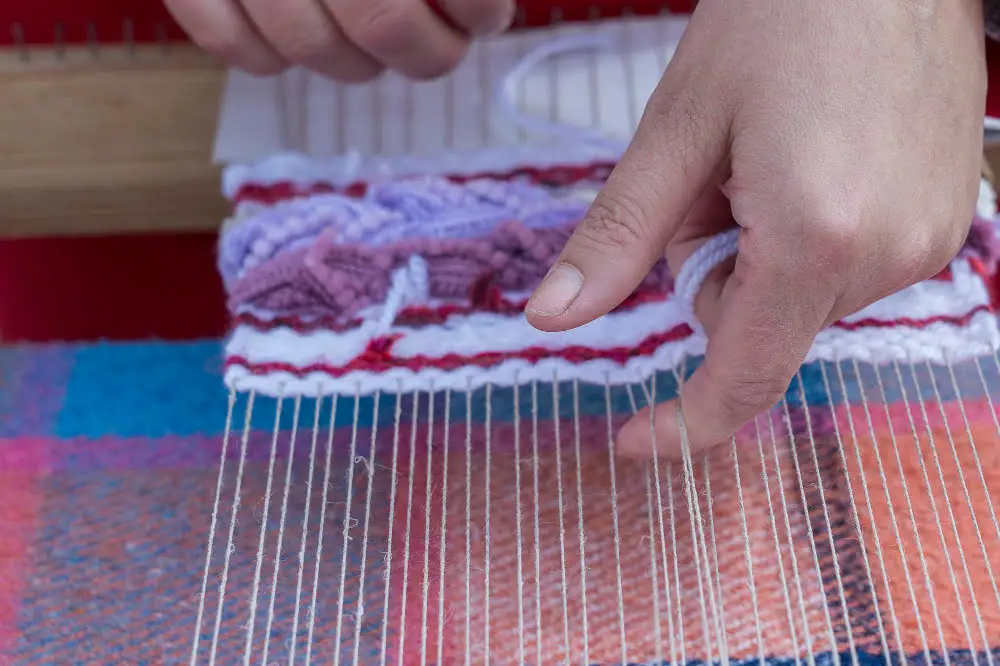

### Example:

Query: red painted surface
xmin=0 ymin=0 xmax=693 ymax=46
xmin=0 ymin=234 xmax=228 ymax=342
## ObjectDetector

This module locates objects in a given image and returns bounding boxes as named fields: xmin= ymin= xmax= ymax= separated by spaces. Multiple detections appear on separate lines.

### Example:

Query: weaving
xmin=220 ymin=157 xmax=1000 ymax=398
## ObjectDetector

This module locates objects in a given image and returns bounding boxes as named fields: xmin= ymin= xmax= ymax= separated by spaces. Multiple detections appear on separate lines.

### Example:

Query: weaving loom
xmin=4 ymin=2 xmax=1000 ymax=664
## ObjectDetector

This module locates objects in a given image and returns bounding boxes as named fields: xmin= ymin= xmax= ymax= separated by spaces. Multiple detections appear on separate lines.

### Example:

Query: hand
xmin=165 ymin=0 xmax=515 ymax=80
xmin=525 ymin=0 xmax=987 ymax=458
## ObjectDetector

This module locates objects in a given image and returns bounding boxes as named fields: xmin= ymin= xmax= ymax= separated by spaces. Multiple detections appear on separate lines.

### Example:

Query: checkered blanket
xmin=2 ymin=341 xmax=1000 ymax=664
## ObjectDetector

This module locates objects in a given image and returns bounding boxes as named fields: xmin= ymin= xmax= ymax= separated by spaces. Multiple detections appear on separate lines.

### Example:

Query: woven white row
xmin=224 ymin=257 xmax=998 ymax=396
xmin=222 ymin=147 xmax=619 ymax=201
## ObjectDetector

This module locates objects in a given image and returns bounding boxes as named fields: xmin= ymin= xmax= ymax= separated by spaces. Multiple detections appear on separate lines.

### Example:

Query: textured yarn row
xmin=220 ymin=153 xmax=1000 ymax=397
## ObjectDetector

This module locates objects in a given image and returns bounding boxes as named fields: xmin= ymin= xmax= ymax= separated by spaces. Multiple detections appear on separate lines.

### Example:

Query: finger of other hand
xmin=166 ymin=0 xmax=286 ymax=74
xmin=241 ymin=0 xmax=383 ymax=81
xmin=330 ymin=0 xmax=468 ymax=79
xmin=432 ymin=0 xmax=516 ymax=35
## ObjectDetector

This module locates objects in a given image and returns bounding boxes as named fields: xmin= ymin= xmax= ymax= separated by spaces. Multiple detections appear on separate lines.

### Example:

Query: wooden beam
xmin=0 ymin=45 xmax=227 ymax=237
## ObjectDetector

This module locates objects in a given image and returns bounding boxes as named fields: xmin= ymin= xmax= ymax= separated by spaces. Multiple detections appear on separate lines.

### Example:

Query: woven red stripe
xmin=226 ymin=322 xmax=695 ymax=377
xmin=231 ymin=161 xmax=617 ymax=205
xmin=232 ymin=284 xmax=670 ymax=333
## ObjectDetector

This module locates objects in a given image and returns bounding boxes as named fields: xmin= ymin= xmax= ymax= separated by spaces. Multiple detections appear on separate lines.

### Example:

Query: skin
xmin=169 ymin=0 xmax=988 ymax=460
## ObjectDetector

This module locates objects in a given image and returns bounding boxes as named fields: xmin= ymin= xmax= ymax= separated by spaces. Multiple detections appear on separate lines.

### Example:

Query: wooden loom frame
xmin=0 ymin=44 xmax=227 ymax=238
xmin=3 ymin=39 xmax=1000 ymax=240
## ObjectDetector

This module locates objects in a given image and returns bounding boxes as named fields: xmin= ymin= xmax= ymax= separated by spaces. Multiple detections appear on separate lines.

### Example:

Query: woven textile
xmin=3 ymin=341 xmax=1000 ymax=663
xmin=220 ymin=156 xmax=1000 ymax=398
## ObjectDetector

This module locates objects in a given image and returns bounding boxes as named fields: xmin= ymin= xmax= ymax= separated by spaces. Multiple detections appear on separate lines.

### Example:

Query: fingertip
xmin=615 ymin=400 xmax=683 ymax=460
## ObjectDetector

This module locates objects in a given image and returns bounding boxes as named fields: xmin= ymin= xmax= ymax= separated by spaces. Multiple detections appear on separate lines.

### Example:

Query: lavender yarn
xmin=218 ymin=176 xmax=588 ymax=285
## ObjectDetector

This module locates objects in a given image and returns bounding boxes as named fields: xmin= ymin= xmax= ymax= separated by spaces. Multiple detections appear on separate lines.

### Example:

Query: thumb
xmin=617 ymin=229 xmax=834 ymax=458
xmin=524 ymin=78 xmax=729 ymax=332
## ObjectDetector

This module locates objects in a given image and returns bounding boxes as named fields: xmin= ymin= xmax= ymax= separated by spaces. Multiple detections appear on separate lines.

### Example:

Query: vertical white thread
xmin=644 ymin=468 xmax=665 ymax=659
xmin=483 ymin=382 xmax=494 ymax=665
xmin=794 ymin=373 xmax=859 ymax=666
xmin=395 ymin=391 xmax=421 ymax=666
xmin=305 ymin=395 xmax=339 ymax=666
xmin=478 ymin=30 xmax=492 ymax=146
xmin=209 ymin=390 xmax=256 ymax=666
xmin=244 ymin=392 xmax=285 ymax=665
xmin=435 ymin=389 xmax=452 ymax=666
xmin=818 ymin=364 xmax=892 ymax=666
xmin=892 ymin=361 xmax=990 ymax=666
xmin=625 ymin=384 xmax=664 ymax=663
xmin=378 ymin=387 xmax=403 ymax=666
xmin=849 ymin=358 xmax=934 ymax=664
xmin=927 ymin=359 xmax=1000 ymax=626
xmin=332 ymin=387 xmax=363 ymax=666
xmin=831 ymin=363 xmax=906 ymax=666
xmin=636 ymin=376 xmax=677 ymax=666
xmin=963 ymin=356 xmax=1000 ymax=548
xmin=778 ymin=396 xmax=839 ymax=665
xmin=190 ymin=388 xmax=236 ymax=666
xmin=906 ymin=361 xmax=993 ymax=665
xmin=667 ymin=457 xmax=687 ymax=666
xmin=730 ymin=434 xmax=765 ymax=665
xmin=463 ymin=384 xmax=473 ymax=666
xmin=765 ymin=410 xmax=816 ymax=666
xmin=673 ymin=364 xmax=726 ymax=666
xmin=530 ymin=380 xmax=545 ymax=666
xmin=419 ymin=389 xmax=437 ymax=666
xmin=752 ymin=415 xmax=802 ymax=664
xmin=289 ymin=394 xmax=324 ymax=666
xmin=703 ymin=457 xmax=731 ymax=666
xmin=572 ymin=378 xmax=591 ymax=663
xmin=351 ymin=390 xmax=382 ymax=666
xmin=676 ymin=402 xmax=716 ymax=666
xmin=551 ymin=376 xmax=573 ymax=662
xmin=619 ymin=12 xmax=640 ymax=132
xmin=603 ymin=376 xmax=629 ymax=665
xmin=872 ymin=363 xmax=950 ymax=665
xmin=513 ymin=380 xmax=527 ymax=665
xmin=261 ymin=395 xmax=303 ymax=665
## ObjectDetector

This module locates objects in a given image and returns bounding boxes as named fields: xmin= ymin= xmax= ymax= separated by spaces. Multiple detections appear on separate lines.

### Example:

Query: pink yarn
xmin=228 ymin=219 xmax=672 ymax=320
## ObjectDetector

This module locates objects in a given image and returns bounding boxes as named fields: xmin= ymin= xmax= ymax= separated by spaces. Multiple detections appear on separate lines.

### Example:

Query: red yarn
xmin=232 ymin=161 xmax=617 ymax=205
xmin=226 ymin=323 xmax=696 ymax=378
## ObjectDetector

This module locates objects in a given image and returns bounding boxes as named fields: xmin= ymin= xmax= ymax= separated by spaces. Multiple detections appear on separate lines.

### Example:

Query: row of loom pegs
xmin=0 ymin=0 xmax=691 ymax=56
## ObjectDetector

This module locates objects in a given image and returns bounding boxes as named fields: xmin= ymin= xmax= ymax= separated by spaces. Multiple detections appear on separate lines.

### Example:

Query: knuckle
xmin=440 ymin=0 xmax=514 ymax=34
xmin=792 ymin=188 xmax=868 ymax=273
xmin=715 ymin=373 xmax=788 ymax=422
xmin=342 ymin=0 xmax=415 ymax=57
xmin=576 ymin=189 xmax=653 ymax=256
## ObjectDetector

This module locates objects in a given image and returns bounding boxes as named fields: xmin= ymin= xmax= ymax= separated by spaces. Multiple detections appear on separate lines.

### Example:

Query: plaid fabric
xmin=2 ymin=340 xmax=1000 ymax=663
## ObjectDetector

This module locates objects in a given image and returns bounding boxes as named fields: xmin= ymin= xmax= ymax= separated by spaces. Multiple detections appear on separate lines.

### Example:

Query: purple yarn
xmin=218 ymin=176 xmax=588 ymax=285
xmin=227 ymin=220 xmax=674 ymax=321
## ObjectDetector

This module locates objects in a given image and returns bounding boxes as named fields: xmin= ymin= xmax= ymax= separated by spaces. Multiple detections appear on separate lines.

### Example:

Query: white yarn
xmin=228 ymin=297 xmax=693 ymax=368
xmin=225 ymin=252 xmax=998 ymax=397
xmin=224 ymin=335 xmax=705 ymax=397
xmin=495 ymin=35 xmax=629 ymax=154
xmin=376 ymin=255 xmax=429 ymax=333
xmin=672 ymin=228 xmax=741 ymax=328
xmin=221 ymin=146 xmax=619 ymax=201
xmin=224 ymin=309 xmax=997 ymax=397
xmin=978 ymin=178 xmax=998 ymax=220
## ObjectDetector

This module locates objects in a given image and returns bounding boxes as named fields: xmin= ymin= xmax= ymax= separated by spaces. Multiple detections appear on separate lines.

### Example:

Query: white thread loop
xmin=377 ymin=255 xmax=430 ymax=332
xmin=673 ymin=228 xmax=740 ymax=330
xmin=495 ymin=34 xmax=629 ymax=153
